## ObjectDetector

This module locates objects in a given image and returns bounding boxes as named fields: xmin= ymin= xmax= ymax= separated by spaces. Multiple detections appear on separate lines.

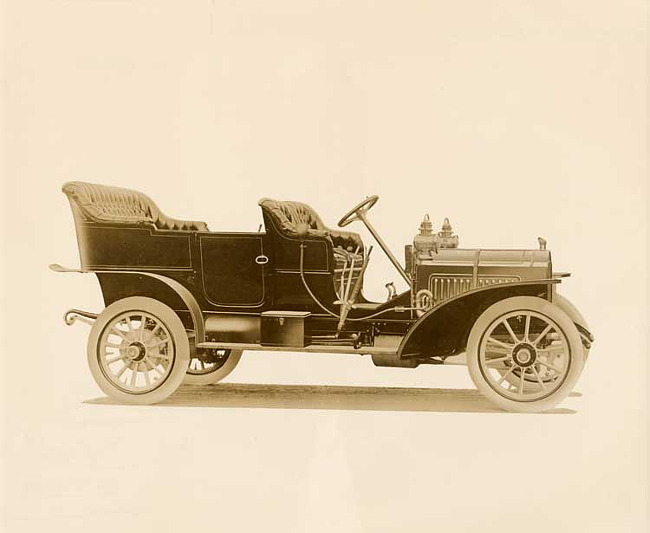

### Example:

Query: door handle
xmin=255 ymin=254 xmax=269 ymax=265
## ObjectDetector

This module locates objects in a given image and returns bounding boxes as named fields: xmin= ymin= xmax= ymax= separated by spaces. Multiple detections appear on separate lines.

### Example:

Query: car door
xmin=199 ymin=234 xmax=267 ymax=308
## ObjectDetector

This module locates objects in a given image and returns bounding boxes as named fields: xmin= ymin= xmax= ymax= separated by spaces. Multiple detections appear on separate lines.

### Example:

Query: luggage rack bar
xmin=196 ymin=341 xmax=397 ymax=356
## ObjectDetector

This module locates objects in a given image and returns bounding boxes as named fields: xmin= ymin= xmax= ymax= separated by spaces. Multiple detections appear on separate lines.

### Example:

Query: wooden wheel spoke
xmin=111 ymin=327 xmax=131 ymax=342
xmin=524 ymin=314 xmax=531 ymax=342
xmin=531 ymin=367 xmax=548 ymax=390
xmin=105 ymin=342 xmax=124 ymax=349
xmin=143 ymin=358 xmax=162 ymax=380
xmin=485 ymin=356 xmax=511 ymax=366
xmin=487 ymin=336 xmax=513 ymax=349
xmin=146 ymin=337 xmax=168 ymax=349
xmin=116 ymin=362 xmax=130 ymax=379
xmin=536 ymin=359 xmax=563 ymax=374
xmin=130 ymin=364 xmax=139 ymax=387
xmin=538 ymin=344 xmax=565 ymax=354
xmin=497 ymin=366 xmax=516 ymax=386
xmin=486 ymin=344 xmax=511 ymax=355
xmin=144 ymin=358 xmax=166 ymax=377
xmin=502 ymin=318 xmax=519 ymax=344
xmin=105 ymin=353 xmax=127 ymax=364
xmin=531 ymin=324 xmax=552 ymax=346
xmin=517 ymin=368 xmax=526 ymax=395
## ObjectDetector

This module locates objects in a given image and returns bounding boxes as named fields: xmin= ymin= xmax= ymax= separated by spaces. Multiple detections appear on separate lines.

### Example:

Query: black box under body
xmin=260 ymin=311 xmax=311 ymax=347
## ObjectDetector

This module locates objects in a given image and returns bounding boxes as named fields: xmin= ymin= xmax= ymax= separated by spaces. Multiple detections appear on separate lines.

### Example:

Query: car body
xmin=53 ymin=181 xmax=593 ymax=412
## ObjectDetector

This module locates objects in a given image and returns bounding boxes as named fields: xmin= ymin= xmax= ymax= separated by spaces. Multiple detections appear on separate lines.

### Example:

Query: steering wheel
xmin=338 ymin=195 xmax=379 ymax=227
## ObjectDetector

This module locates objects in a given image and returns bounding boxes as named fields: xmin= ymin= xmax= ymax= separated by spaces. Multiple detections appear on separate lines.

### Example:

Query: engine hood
xmin=420 ymin=248 xmax=551 ymax=269
xmin=413 ymin=248 xmax=552 ymax=307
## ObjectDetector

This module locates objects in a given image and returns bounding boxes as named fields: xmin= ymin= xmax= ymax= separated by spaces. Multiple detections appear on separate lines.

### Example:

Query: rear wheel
xmin=184 ymin=348 xmax=243 ymax=385
xmin=467 ymin=296 xmax=583 ymax=413
xmin=87 ymin=297 xmax=190 ymax=404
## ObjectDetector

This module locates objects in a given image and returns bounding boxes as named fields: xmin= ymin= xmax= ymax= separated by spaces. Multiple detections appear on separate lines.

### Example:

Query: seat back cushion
xmin=259 ymin=197 xmax=363 ymax=252
xmin=258 ymin=198 xmax=325 ymax=236
xmin=62 ymin=181 xmax=208 ymax=231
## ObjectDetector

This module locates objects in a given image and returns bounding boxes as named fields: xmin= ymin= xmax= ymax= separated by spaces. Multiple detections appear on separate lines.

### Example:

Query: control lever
xmin=337 ymin=246 xmax=373 ymax=333
xmin=337 ymin=257 xmax=348 ymax=299
xmin=385 ymin=282 xmax=396 ymax=301
xmin=342 ymin=246 xmax=360 ymax=305
xmin=334 ymin=246 xmax=359 ymax=304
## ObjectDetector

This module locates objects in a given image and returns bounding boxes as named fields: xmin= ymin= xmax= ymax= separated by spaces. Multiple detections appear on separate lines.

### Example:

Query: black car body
xmin=53 ymin=181 xmax=593 ymax=412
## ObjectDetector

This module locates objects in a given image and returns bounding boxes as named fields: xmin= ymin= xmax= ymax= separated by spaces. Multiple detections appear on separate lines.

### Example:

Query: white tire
xmin=498 ymin=293 xmax=591 ymax=392
xmin=553 ymin=293 xmax=591 ymax=362
xmin=184 ymin=349 xmax=243 ymax=385
xmin=87 ymin=297 xmax=190 ymax=405
xmin=467 ymin=296 xmax=584 ymax=413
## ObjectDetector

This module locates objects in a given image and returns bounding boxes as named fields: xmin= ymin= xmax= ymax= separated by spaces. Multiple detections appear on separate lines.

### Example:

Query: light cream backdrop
xmin=2 ymin=1 xmax=647 ymax=532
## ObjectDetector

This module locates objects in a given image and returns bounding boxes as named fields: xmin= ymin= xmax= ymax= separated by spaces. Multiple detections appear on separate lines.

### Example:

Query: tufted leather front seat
xmin=258 ymin=198 xmax=362 ymax=250
xmin=62 ymin=181 xmax=209 ymax=231
xmin=258 ymin=198 xmax=365 ymax=295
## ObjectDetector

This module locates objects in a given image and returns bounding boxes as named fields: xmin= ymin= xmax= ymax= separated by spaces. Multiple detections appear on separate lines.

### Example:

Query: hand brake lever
xmin=337 ymin=246 xmax=373 ymax=333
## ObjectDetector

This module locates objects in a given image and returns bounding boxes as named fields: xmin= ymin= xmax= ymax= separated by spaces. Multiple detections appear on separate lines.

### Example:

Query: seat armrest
xmin=308 ymin=228 xmax=362 ymax=252
xmin=155 ymin=213 xmax=209 ymax=232
xmin=329 ymin=229 xmax=363 ymax=251
xmin=306 ymin=228 xmax=332 ymax=240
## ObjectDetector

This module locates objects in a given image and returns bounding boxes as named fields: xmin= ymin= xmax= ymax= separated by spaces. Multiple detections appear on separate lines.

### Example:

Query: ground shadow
xmin=85 ymin=383 xmax=577 ymax=414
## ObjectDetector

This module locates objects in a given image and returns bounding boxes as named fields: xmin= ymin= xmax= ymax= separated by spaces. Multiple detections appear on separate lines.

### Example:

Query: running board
xmin=196 ymin=341 xmax=397 ymax=356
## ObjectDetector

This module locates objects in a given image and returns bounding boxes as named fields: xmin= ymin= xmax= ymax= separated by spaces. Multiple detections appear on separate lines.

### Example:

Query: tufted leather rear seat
xmin=62 ymin=181 xmax=208 ymax=231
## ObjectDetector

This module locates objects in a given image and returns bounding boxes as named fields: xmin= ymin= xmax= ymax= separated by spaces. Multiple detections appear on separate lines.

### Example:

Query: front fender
xmin=398 ymin=280 xmax=559 ymax=359
xmin=553 ymin=292 xmax=594 ymax=350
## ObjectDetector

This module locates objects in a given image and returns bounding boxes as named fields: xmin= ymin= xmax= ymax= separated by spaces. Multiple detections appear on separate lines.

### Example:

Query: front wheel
xmin=467 ymin=296 xmax=584 ymax=413
xmin=87 ymin=297 xmax=190 ymax=405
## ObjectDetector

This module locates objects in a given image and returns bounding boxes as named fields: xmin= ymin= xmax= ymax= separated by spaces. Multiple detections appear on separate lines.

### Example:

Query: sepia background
xmin=2 ymin=1 xmax=647 ymax=531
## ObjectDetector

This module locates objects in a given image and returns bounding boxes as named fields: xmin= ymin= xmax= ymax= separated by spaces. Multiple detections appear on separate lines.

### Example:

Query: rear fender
xmin=95 ymin=271 xmax=205 ymax=343
xmin=398 ymin=280 xmax=559 ymax=359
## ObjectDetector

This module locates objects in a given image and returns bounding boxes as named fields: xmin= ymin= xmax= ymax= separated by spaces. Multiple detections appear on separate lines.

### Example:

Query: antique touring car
xmin=52 ymin=182 xmax=593 ymax=412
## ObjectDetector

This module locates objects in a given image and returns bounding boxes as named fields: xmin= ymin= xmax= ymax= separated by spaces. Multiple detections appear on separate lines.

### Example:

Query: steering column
xmin=338 ymin=195 xmax=412 ymax=288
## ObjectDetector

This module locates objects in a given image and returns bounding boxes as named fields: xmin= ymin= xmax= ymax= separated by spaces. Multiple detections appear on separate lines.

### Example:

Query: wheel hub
xmin=126 ymin=341 xmax=147 ymax=362
xmin=512 ymin=343 xmax=536 ymax=367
